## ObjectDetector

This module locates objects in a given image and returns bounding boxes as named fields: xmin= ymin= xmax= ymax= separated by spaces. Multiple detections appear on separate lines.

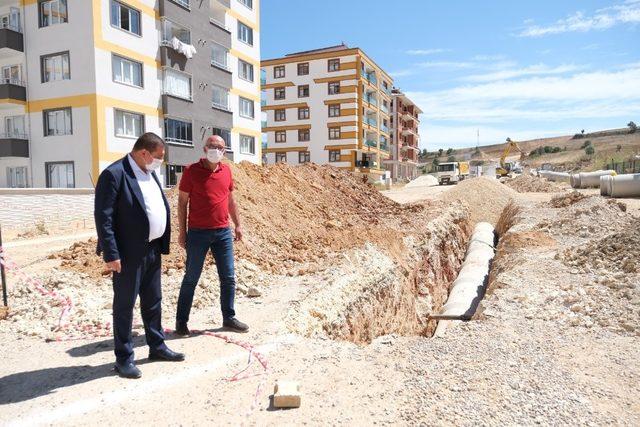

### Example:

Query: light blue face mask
xmin=206 ymin=148 xmax=225 ymax=162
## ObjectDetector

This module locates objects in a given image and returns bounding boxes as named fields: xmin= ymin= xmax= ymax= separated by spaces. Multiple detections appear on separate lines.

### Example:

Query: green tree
xmin=446 ymin=148 xmax=454 ymax=155
xmin=585 ymin=146 xmax=595 ymax=156
xmin=629 ymin=121 xmax=637 ymax=133
xmin=438 ymin=148 xmax=444 ymax=156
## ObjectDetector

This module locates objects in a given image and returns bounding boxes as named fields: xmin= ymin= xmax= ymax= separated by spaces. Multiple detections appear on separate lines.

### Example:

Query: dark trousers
xmin=112 ymin=240 xmax=167 ymax=364
xmin=176 ymin=227 xmax=236 ymax=324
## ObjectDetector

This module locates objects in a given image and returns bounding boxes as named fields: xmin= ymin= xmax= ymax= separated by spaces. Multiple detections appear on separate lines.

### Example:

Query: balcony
xmin=0 ymin=22 xmax=23 ymax=56
xmin=0 ymin=132 xmax=28 ymax=157
xmin=355 ymin=160 xmax=372 ymax=168
xmin=365 ymin=139 xmax=377 ymax=148
xmin=381 ymin=124 xmax=389 ymax=134
xmin=0 ymin=79 xmax=26 ymax=102
xmin=401 ymin=109 xmax=415 ymax=120
xmin=402 ymin=126 xmax=417 ymax=136
xmin=364 ymin=116 xmax=377 ymax=128
xmin=364 ymin=93 xmax=378 ymax=107
xmin=380 ymin=103 xmax=389 ymax=115
xmin=379 ymin=136 xmax=389 ymax=151
xmin=381 ymin=85 xmax=391 ymax=97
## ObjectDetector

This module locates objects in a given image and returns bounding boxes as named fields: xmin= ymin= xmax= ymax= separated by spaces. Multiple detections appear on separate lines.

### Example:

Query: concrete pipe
xmin=600 ymin=175 xmax=613 ymax=196
xmin=609 ymin=174 xmax=640 ymax=198
xmin=572 ymin=170 xmax=617 ymax=189
xmin=433 ymin=222 xmax=495 ymax=336
xmin=546 ymin=172 xmax=571 ymax=183
xmin=570 ymin=174 xmax=581 ymax=189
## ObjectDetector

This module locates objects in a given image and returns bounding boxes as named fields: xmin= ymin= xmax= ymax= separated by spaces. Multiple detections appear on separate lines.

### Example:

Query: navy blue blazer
xmin=94 ymin=156 xmax=171 ymax=263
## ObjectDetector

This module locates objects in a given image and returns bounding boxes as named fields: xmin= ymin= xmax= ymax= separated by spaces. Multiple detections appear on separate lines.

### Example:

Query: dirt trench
xmin=288 ymin=206 xmax=473 ymax=344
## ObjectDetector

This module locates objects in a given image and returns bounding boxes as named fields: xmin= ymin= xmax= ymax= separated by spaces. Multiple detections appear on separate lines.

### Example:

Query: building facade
xmin=385 ymin=88 xmax=422 ymax=181
xmin=260 ymin=44 xmax=394 ymax=179
xmin=0 ymin=0 xmax=261 ymax=188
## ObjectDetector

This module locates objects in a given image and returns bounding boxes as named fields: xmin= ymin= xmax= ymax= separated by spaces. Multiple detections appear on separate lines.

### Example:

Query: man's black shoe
xmin=222 ymin=317 xmax=249 ymax=333
xmin=114 ymin=361 xmax=142 ymax=379
xmin=149 ymin=347 xmax=185 ymax=362
xmin=175 ymin=321 xmax=190 ymax=336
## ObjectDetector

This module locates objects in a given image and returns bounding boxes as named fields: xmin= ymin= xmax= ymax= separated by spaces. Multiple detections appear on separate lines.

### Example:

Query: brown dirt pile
xmin=441 ymin=177 xmax=519 ymax=225
xmin=53 ymin=162 xmax=437 ymax=278
xmin=504 ymin=174 xmax=566 ymax=193
xmin=549 ymin=191 xmax=587 ymax=208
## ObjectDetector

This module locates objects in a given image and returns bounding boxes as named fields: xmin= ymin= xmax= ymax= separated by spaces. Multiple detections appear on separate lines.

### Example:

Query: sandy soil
xmin=1 ymin=180 xmax=639 ymax=425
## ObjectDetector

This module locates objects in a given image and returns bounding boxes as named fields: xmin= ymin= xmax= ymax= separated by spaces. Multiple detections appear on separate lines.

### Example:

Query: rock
xmin=273 ymin=380 xmax=301 ymax=408
xmin=246 ymin=286 xmax=262 ymax=298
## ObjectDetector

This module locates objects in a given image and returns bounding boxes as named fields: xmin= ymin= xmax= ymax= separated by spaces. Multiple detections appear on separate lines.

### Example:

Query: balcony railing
xmin=364 ymin=95 xmax=378 ymax=106
xmin=381 ymin=86 xmax=391 ymax=96
xmin=0 ymin=131 xmax=28 ymax=139
xmin=381 ymin=124 xmax=389 ymax=134
xmin=355 ymin=160 xmax=371 ymax=168
xmin=365 ymin=139 xmax=377 ymax=148
xmin=364 ymin=116 xmax=377 ymax=127
xmin=379 ymin=136 xmax=388 ymax=151
xmin=380 ymin=104 xmax=389 ymax=114
xmin=0 ymin=78 xmax=25 ymax=86
xmin=365 ymin=73 xmax=377 ymax=86
xmin=260 ymin=76 xmax=266 ymax=85
xmin=0 ymin=22 xmax=21 ymax=33
xmin=209 ymin=17 xmax=229 ymax=31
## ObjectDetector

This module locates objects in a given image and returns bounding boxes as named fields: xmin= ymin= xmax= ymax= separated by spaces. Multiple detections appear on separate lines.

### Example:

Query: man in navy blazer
xmin=94 ymin=132 xmax=184 ymax=379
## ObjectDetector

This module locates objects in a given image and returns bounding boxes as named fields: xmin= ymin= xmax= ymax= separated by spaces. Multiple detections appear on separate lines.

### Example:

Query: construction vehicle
xmin=436 ymin=161 xmax=470 ymax=185
xmin=496 ymin=138 xmax=526 ymax=177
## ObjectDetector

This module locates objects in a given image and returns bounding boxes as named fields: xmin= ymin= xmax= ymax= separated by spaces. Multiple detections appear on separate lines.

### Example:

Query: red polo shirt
xmin=179 ymin=159 xmax=234 ymax=229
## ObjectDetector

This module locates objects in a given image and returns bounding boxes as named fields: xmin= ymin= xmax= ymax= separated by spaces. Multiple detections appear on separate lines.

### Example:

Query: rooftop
xmin=284 ymin=43 xmax=351 ymax=57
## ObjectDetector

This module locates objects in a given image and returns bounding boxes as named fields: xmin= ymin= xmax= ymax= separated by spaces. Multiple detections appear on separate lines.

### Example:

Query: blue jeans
xmin=176 ymin=227 xmax=236 ymax=323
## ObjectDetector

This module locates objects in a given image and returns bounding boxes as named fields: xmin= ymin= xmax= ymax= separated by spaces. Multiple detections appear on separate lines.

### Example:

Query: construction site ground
xmin=1 ymin=168 xmax=639 ymax=426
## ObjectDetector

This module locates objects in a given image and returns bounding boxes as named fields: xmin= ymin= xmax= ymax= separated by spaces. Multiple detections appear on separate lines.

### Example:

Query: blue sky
xmin=261 ymin=0 xmax=640 ymax=150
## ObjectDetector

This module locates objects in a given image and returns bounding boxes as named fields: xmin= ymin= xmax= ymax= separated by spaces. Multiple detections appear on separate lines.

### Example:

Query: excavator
xmin=496 ymin=137 xmax=526 ymax=177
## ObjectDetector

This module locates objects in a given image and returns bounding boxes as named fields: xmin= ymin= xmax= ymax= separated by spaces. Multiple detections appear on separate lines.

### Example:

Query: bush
xmin=616 ymin=144 xmax=622 ymax=152
xmin=581 ymin=140 xmax=592 ymax=149
xmin=446 ymin=148 xmax=454 ymax=155
xmin=629 ymin=121 xmax=637 ymax=133
xmin=438 ymin=148 xmax=444 ymax=156
xmin=447 ymin=155 xmax=456 ymax=162
xmin=585 ymin=146 xmax=595 ymax=155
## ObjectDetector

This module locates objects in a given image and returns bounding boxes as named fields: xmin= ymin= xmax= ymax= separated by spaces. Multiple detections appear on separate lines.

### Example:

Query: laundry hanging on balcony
xmin=170 ymin=36 xmax=197 ymax=59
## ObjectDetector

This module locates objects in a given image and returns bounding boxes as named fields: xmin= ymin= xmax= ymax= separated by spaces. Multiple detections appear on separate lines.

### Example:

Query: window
xmin=1 ymin=65 xmax=21 ymax=85
xmin=239 ymin=97 xmax=255 ymax=119
xmin=328 ymin=104 xmax=340 ymax=117
xmin=212 ymin=127 xmax=232 ymax=150
xmin=165 ymin=164 xmax=185 ymax=187
xmin=43 ymin=108 xmax=72 ymax=136
xmin=238 ymin=59 xmax=254 ymax=82
xmin=5 ymin=115 xmax=26 ymax=138
xmin=163 ymin=68 xmax=192 ymax=100
xmin=46 ymin=162 xmax=74 ymax=188
xmin=274 ymin=66 xmax=285 ymax=78
xmin=1 ymin=8 xmax=20 ymax=32
xmin=164 ymin=117 xmax=192 ymax=145
xmin=110 ymin=0 xmax=141 ymax=35
xmin=114 ymin=109 xmax=143 ymax=138
xmin=239 ymin=134 xmax=255 ymax=155
xmin=298 ymin=107 xmax=309 ymax=120
xmin=328 ymin=82 xmax=340 ymax=95
xmin=162 ymin=19 xmax=190 ymax=44
xmin=274 ymin=109 xmax=286 ymax=121
xmin=237 ymin=21 xmax=253 ymax=46
xmin=275 ymin=130 xmax=286 ymax=142
xmin=239 ymin=0 xmax=253 ymax=9
xmin=170 ymin=0 xmax=190 ymax=9
xmin=298 ymin=85 xmax=309 ymax=98
xmin=6 ymin=166 xmax=27 ymax=188
xmin=211 ymin=43 xmax=229 ymax=69
xmin=298 ymin=151 xmax=310 ymax=164
xmin=297 ymin=62 xmax=309 ymax=75
xmin=39 ymin=0 xmax=67 ymax=27
xmin=274 ymin=87 xmax=285 ymax=100
xmin=41 ymin=52 xmax=70 ymax=83
xmin=329 ymin=127 xmax=341 ymax=140
xmin=112 ymin=55 xmax=143 ymax=87
xmin=298 ymin=129 xmax=310 ymax=142
xmin=275 ymin=152 xmax=286 ymax=163
xmin=328 ymin=59 xmax=340 ymax=72
xmin=329 ymin=150 xmax=340 ymax=162
xmin=212 ymin=85 xmax=230 ymax=110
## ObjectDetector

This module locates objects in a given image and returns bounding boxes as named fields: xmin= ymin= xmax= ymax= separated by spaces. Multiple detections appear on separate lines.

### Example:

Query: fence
xmin=605 ymin=159 xmax=640 ymax=174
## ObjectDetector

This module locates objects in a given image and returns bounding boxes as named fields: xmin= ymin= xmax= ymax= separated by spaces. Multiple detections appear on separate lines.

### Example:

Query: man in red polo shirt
xmin=175 ymin=135 xmax=248 ymax=334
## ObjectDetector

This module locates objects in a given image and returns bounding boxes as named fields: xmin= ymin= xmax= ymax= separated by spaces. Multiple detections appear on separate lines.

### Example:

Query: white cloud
xmin=405 ymin=48 xmax=449 ymax=56
xmin=472 ymin=54 xmax=507 ymax=61
xmin=462 ymin=63 xmax=584 ymax=83
xmin=518 ymin=1 xmax=640 ymax=37
xmin=389 ymin=69 xmax=415 ymax=77
xmin=418 ymin=61 xmax=476 ymax=69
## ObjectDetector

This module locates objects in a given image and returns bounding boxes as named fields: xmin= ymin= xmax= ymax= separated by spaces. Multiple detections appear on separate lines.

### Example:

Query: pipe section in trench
xmin=432 ymin=222 xmax=496 ymax=337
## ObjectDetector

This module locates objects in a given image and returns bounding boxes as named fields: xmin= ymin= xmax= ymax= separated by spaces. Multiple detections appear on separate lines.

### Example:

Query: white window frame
xmin=239 ymin=97 xmax=254 ymax=119
xmin=239 ymin=134 xmax=255 ymax=155
xmin=110 ymin=0 xmax=141 ymax=36
xmin=164 ymin=116 xmax=193 ymax=146
xmin=114 ymin=109 xmax=144 ymax=139
xmin=46 ymin=161 xmax=74 ymax=188
xmin=163 ymin=68 xmax=192 ymax=101
xmin=112 ymin=54 xmax=143 ymax=88
xmin=41 ymin=51 xmax=70 ymax=83
xmin=238 ymin=59 xmax=254 ymax=82
xmin=169 ymin=0 xmax=190 ymax=9
xmin=43 ymin=107 xmax=72 ymax=136
xmin=211 ymin=41 xmax=229 ymax=70
xmin=1 ymin=64 xmax=22 ymax=85
xmin=237 ymin=21 xmax=253 ymax=46
xmin=39 ymin=0 xmax=67 ymax=28
xmin=5 ymin=115 xmax=26 ymax=139
xmin=238 ymin=0 xmax=253 ymax=10
xmin=212 ymin=84 xmax=230 ymax=111
xmin=162 ymin=18 xmax=191 ymax=45
xmin=6 ymin=166 xmax=27 ymax=188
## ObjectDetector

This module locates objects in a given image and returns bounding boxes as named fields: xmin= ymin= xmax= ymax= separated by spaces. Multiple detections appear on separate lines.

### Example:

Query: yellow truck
xmin=436 ymin=161 xmax=470 ymax=185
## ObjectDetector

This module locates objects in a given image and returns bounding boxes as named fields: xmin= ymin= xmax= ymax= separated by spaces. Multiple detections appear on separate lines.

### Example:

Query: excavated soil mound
xmin=504 ymin=175 xmax=566 ymax=193
xmin=405 ymin=175 xmax=438 ymax=188
xmin=538 ymin=196 xmax=628 ymax=237
xmin=441 ymin=177 xmax=519 ymax=225
xmin=53 ymin=162 xmax=435 ymax=279
xmin=549 ymin=191 xmax=587 ymax=208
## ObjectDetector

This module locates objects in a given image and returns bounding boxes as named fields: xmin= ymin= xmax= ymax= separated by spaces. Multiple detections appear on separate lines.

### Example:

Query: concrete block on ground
xmin=273 ymin=380 xmax=301 ymax=408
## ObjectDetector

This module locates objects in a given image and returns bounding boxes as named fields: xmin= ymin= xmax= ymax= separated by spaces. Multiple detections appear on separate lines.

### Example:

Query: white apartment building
xmin=261 ymin=44 xmax=394 ymax=179
xmin=0 ymin=0 xmax=261 ymax=188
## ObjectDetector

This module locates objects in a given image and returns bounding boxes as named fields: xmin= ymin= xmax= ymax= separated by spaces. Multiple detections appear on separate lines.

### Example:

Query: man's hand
xmin=106 ymin=259 xmax=121 ymax=273
xmin=234 ymin=226 xmax=243 ymax=241
xmin=178 ymin=231 xmax=187 ymax=249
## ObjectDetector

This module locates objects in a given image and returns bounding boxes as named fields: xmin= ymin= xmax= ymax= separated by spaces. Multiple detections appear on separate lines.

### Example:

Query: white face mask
xmin=146 ymin=157 xmax=163 ymax=172
xmin=206 ymin=148 xmax=224 ymax=163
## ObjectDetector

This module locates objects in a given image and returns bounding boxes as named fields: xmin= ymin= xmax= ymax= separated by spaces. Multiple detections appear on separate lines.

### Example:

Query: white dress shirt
xmin=127 ymin=154 xmax=167 ymax=241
